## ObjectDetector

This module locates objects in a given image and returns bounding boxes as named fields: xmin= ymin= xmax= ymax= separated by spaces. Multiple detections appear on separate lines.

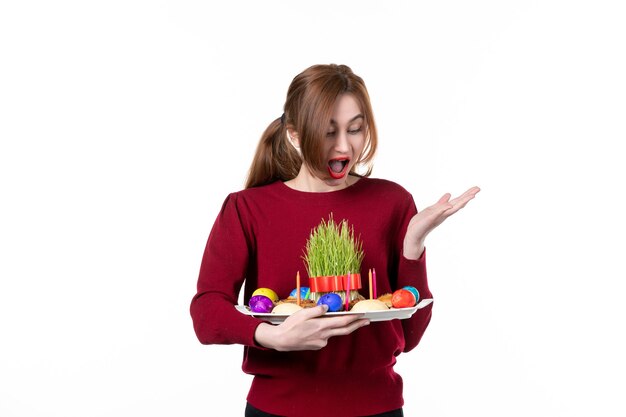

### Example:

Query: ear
xmin=287 ymin=128 xmax=300 ymax=150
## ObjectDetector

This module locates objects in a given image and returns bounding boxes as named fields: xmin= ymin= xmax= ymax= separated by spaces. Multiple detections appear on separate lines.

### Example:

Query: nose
xmin=333 ymin=131 xmax=350 ymax=153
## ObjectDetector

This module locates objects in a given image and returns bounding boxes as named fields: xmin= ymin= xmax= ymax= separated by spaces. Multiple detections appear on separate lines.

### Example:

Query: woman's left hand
xmin=403 ymin=186 xmax=480 ymax=260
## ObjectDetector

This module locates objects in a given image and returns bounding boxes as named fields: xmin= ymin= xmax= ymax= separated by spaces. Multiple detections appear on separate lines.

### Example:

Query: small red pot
xmin=309 ymin=273 xmax=362 ymax=293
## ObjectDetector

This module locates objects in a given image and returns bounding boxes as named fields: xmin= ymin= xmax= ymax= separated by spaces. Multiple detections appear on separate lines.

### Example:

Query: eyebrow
xmin=330 ymin=114 xmax=364 ymax=124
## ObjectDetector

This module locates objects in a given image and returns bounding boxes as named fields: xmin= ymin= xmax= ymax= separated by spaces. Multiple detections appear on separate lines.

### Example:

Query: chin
xmin=323 ymin=175 xmax=350 ymax=188
xmin=323 ymin=178 xmax=345 ymax=186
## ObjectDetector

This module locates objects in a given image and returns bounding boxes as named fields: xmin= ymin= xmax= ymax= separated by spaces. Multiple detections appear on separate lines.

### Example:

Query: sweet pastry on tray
xmin=350 ymin=299 xmax=389 ymax=312
xmin=376 ymin=293 xmax=392 ymax=308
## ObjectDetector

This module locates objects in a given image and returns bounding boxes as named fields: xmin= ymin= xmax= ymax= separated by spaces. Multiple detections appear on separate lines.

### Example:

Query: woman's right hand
xmin=253 ymin=305 xmax=370 ymax=351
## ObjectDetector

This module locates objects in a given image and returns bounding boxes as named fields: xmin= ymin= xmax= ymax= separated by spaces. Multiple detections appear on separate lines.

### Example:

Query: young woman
xmin=191 ymin=64 xmax=479 ymax=417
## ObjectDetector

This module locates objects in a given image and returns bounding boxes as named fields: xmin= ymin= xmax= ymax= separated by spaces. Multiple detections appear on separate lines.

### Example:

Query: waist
xmin=243 ymin=320 xmax=405 ymax=376
xmin=243 ymin=321 xmax=406 ymax=416
xmin=245 ymin=402 xmax=404 ymax=417
xmin=247 ymin=369 xmax=404 ymax=417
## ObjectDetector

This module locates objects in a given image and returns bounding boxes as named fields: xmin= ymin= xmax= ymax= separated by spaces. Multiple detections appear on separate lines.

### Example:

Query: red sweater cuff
xmin=397 ymin=248 xmax=432 ymax=299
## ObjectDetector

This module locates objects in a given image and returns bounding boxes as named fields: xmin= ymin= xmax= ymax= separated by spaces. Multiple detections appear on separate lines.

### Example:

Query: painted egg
xmin=402 ymin=286 xmax=420 ymax=304
xmin=391 ymin=289 xmax=417 ymax=308
xmin=252 ymin=288 xmax=279 ymax=302
xmin=317 ymin=293 xmax=343 ymax=312
xmin=249 ymin=295 xmax=274 ymax=313
xmin=289 ymin=287 xmax=311 ymax=300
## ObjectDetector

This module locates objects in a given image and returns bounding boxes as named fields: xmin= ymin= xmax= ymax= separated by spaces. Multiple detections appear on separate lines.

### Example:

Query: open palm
xmin=403 ymin=186 xmax=480 ymax=259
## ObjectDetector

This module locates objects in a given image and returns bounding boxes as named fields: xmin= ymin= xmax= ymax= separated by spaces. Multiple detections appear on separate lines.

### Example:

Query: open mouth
xmin=327 ymin=157 xmax=350 ymax=179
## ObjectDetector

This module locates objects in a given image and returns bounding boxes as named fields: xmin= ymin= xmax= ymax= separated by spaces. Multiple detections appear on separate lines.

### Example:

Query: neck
xmin=285 ymin=165 xmax=356 ymax=192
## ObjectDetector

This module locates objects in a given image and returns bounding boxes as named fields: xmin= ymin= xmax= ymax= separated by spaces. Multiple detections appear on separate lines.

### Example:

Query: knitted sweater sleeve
xmin=190 ymin=193 xmax=262 ymax=346
xmin=396 ymin=194 xmax=434 ymax=353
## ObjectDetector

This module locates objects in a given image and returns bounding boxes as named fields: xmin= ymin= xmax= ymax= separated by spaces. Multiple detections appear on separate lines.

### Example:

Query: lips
xmin=327 ymin=157 xmax=350 ymax=179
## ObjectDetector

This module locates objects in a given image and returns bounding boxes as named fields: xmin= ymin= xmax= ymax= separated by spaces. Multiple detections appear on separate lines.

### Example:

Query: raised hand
xmin=254 ymin=305 xmax=370 ymax=351
xmin=403 ymin=186 xmax=480 ymax=260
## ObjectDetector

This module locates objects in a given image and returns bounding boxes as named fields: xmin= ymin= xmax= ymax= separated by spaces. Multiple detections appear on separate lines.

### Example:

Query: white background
xmin=1 ymin=1 xmax=625 ymax=416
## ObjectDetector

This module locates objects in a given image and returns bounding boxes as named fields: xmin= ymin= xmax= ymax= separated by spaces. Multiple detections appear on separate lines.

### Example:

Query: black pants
xmin=245 ymin=403 xmax=404 ymax=417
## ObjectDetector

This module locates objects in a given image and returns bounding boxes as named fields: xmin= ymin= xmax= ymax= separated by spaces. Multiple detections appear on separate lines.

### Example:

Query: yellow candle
xmin=296 ymin=271 xmax=301 ymax=306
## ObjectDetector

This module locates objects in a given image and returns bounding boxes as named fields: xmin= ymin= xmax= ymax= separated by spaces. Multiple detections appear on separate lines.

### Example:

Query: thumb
xmin=297 ymin=304 xmax=328 ymax=319
xmin=437 ymin=193 xmax=451 ymax=204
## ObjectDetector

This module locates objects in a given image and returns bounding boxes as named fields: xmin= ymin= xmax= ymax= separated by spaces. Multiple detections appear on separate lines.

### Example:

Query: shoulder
xmin=213 ymin=183 xmax=283 ymax=232
xmin=220 ymin=181 xmax=285 ymax=214
xmin=230 ymin=181 xmax=282 ymax=201
xmin=353 ymin=177 xmax=416 ymax=217
xmin=358 ymin=177 xmax=413 ymax=199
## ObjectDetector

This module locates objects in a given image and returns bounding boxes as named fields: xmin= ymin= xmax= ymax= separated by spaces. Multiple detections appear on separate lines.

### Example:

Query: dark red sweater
xmin=191 ymin=178 xmax=433 ymax=417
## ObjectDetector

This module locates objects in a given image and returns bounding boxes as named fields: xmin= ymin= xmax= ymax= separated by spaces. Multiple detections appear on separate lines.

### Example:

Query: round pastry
xmin=272 ymin=303 xmax=303 ymax=314
xmin=252 ymin=288 xmax=279 ymax=302
xmin=377 ymin=293 xmax=393 ymax=308
xmin=350 ymin=299 xmax=389 ymax=312
xmin=391 ymin=289 xmax=416 ymax=308
xmin=249 ymin=295 xmax=274 ymax=313
xmin=280 ymin=298 xmax=317 ymax=308
xmin=348 ymin=292 xmax=366 ymax=309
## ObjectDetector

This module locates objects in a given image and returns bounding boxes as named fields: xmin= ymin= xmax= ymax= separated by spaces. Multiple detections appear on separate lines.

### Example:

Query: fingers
xmin=301 ymin=312 xmax=368 ymax=335
xmin=320 ymin=313 xmax=366 ymax=328
xmin=414 ymin=186 xmax=479 ymax=229
xmin=284 ymin=305 xmax=363 ymax=333
xmin=456 ymin=187 xmax=480 ymax=203
xmin=449 ymin=187 xmax=479 ymax=203
xmin=324 ymin=318 xmax=370 ymax=338
xmin=443 ymin=186 xmax=481 ymax=214
xmin=280 ymin=310 xmax=370 ymax=351
xmin=315 ymin=316 xmax=370 ymax=345
xmin=297 ymin=304 xmax=328 ymax=319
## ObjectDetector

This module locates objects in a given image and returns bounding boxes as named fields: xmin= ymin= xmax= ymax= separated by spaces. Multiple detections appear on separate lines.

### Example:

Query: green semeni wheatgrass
xmin=303 ymin=214 xmax=364 ymax=278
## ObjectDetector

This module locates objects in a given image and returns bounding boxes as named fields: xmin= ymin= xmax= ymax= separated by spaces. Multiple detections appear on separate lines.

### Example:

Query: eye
xmin=326 ymin=131 xmax=337 ymax=137
xmin=348 ymin=127 xmax=363 ymax=135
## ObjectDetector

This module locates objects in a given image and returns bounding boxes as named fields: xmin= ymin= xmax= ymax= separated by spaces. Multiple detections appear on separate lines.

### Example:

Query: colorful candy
xmin=290 ymin=286 xmax=311 ymax=300
xmin=249 ymin=295 xmax=274 ymax=313
xmin=402 ymin=286 xmax=420 ymax=304
xmin=252 ymin=288 xmax=279 ymax=302
xmin=317 ymin=293 xmax=343 ymax=312
xmin=391 ymin=289 xmax=417 ymax=308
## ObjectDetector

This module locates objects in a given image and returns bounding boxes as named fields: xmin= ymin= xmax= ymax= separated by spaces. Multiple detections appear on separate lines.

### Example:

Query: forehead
xmin=330 ymin=94 xmax=362 ymax=124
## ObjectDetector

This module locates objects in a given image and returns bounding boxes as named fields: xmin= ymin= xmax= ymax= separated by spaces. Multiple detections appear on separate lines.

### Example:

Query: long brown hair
xmin=245 ymin=64 xmax=378 ymax=189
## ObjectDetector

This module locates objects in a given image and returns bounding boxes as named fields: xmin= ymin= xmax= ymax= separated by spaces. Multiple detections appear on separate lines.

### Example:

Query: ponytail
xmin=245 ymin=117 xmax=302 ymax=189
